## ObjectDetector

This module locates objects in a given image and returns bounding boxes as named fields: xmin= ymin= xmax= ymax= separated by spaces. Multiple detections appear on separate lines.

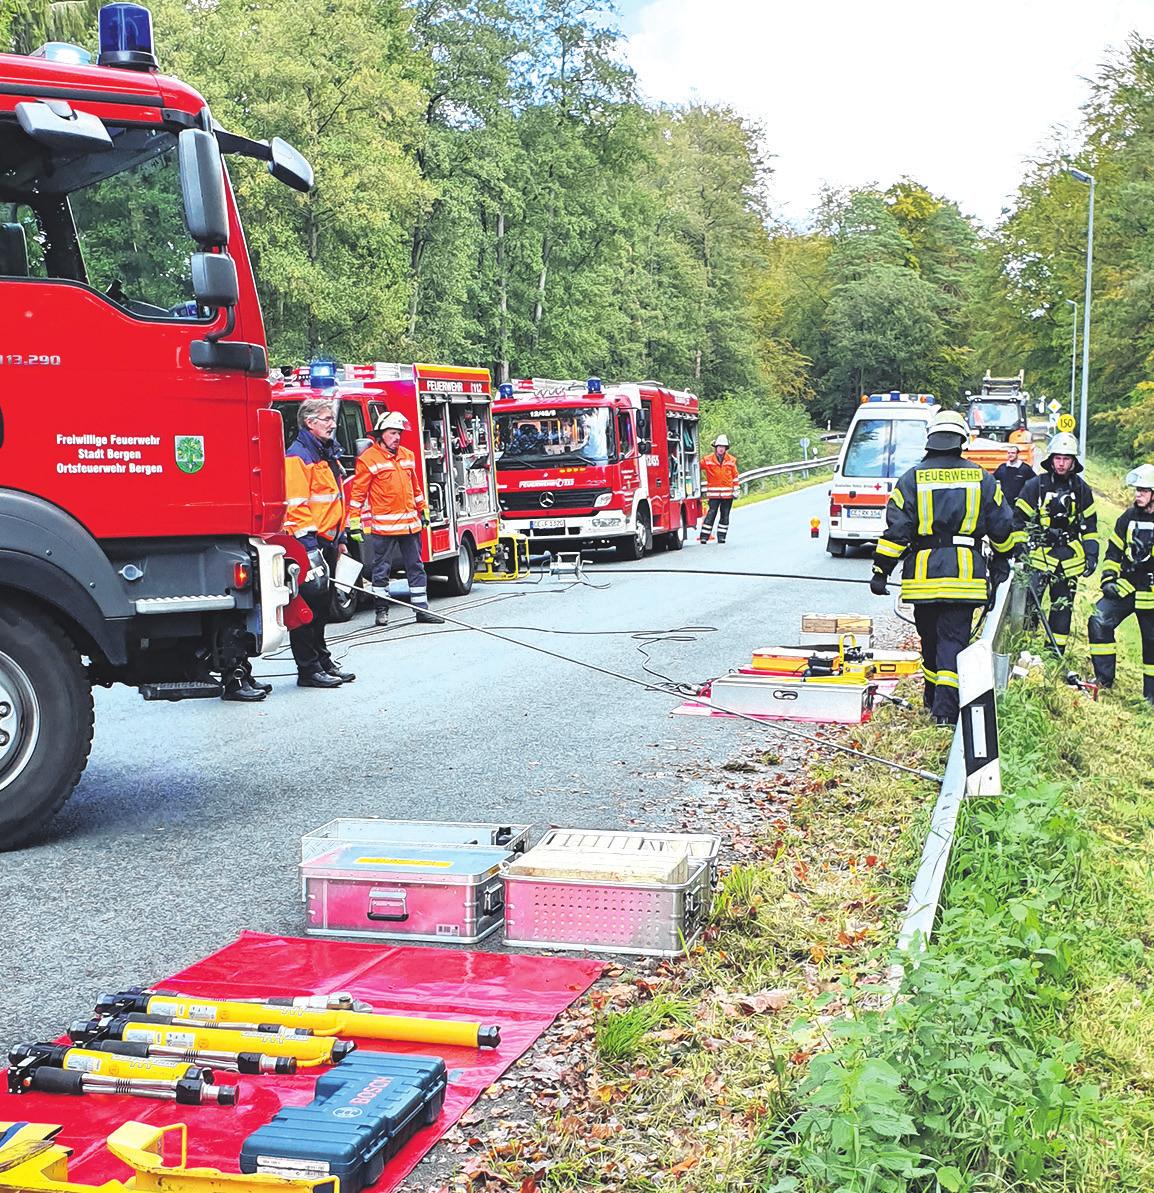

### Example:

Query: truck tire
xmin=616 ymin=507 xmax=651 ymax=561
xmin=826 ymin=536 xmax=847 ymax=558
xmin=664 ymin=511 xmax=687 ymax=551
xmin=0 ymin=601 xmax=94 ymax=850
xmin=441 ymin=538 xmax=476 ymax=597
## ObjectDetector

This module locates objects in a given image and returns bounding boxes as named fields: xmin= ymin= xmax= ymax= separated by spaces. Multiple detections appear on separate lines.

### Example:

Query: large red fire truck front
xmin=0 ymin=4 xmax=313 ymax=846
xmin=493 ymin=378 xmax=702 ymax=558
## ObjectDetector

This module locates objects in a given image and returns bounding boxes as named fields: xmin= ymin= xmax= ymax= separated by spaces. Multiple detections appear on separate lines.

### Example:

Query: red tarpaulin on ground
xmin=0 ymin=931 xmax=603 ymax=1191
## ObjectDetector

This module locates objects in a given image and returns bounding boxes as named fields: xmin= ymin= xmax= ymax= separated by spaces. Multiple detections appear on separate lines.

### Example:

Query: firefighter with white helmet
xmin=1088 ymin=463 xmax=1154 ymax=706
xmin=870 ymin=408 xmax=1017 ymax=724
xmin=699 ymin=434 xmax=739 ymax=544
xmin=1012 ymin=431 xmax=1098 ymax=654
xmin=349 ymin=410 xmax=435 ymax=627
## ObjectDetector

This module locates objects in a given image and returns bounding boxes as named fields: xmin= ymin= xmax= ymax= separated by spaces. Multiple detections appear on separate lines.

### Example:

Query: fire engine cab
xmin=0 ymin=4 xmax=312 ymax=847
xmin=493 ymin=378 xmax=702 ymax=558
xmin=272 ymin=362 xmax=499 ymax=606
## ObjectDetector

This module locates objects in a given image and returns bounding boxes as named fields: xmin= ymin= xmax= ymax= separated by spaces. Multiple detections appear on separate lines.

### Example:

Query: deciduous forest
xmin=5 ymin=1 xmax=1152 ymax=463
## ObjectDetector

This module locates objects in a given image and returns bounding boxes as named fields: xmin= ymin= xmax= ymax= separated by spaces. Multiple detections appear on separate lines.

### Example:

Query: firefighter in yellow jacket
xmin=349 ymin=411 xmax=435 ymax=627
xmin=870 ymin=409 xmax=1017 ymax=724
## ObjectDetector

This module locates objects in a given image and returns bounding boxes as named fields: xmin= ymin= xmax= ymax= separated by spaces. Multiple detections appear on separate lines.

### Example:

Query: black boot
xmin=414 ymin=607 xmax=442 ymax=624
xmin=323 ymin=661 xmax=356 ymax=683
xmin=297 ymin=668 xmax=343 ymax=689
xmin=222 ymin=669 xmax=269 ymax=702
xmin=375 ymin=608 xmax=390 ymax=627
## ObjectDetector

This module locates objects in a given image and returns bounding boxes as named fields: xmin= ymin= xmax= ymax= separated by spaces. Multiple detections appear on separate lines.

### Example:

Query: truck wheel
xmin=826 ymin=536 xmax=847 ymax=558
xmin=0 ymin=601 xmax=94 ymax=850
xmin=442 ymin=538 xmax=476 ymax=597
xmin=616 ymin=508 xmax=651 ymax=561
xmin=665 ymin=512 xmax=686 ymax=551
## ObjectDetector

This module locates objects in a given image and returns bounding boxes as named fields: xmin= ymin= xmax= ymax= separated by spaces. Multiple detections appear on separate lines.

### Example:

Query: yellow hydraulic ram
xmin=0 ymin=1120 xmax=338 ymax=1192
xmin=96 ymin=990 xmax=501 ymax=1049
xmin=70 ymin=1017 xmax=351 ymax=1069
xmin=8 ymin=1044 xmax=212 ymax=1085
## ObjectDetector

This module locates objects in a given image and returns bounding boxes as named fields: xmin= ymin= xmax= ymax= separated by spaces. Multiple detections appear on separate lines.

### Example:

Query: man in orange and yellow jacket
xmin=349 ymin=411 xmax=435 ymax=627
xmin=699 ymin=434 xmax=739 ymax=543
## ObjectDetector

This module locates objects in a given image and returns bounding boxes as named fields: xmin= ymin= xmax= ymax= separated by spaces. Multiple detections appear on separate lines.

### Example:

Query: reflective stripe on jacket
xmin=1013 ymin=472 xmax=1098 ymax=579
xmin=702 ymin=452 xmax=739 ymax=499
xmin=349 ymin=442 xmax=424 ymax=536
xmin=1103 ymin=506 xmax=1154 ymax=607
xmin=872 ymin=452 xmax=1016 ymax=603
xmin=284 ymin=429 xmax=346 ymax=544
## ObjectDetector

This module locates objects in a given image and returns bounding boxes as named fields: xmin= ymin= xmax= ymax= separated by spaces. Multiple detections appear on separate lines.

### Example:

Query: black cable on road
xmin=333 ymin=583 xmax=942 ymax=784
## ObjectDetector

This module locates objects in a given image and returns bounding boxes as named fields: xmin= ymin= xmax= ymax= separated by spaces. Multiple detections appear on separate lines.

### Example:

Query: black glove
xmin=989 ymin=555 xmax=1011 ymax=588
xmin=1101 ymin=579 xmax=1121 ymax=601
xmin=869 ymin=572 xmax=889 ymax=596
xmin=1083 ymin=546 xmax=1098 ymax=577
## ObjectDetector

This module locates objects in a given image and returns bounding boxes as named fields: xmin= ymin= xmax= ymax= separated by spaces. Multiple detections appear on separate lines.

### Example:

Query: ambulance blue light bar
xmin=861 ymin=392 xmax=937 ymax=405
xmin=497 ymin=383 xmax=514 ymax=399
xmin=587 ymin=377 xmax=602 ymax=394
xmin=98 ymin=4 xmax=158 ymax=70
xmin=309 ymin=359 xmax=338 ymax=389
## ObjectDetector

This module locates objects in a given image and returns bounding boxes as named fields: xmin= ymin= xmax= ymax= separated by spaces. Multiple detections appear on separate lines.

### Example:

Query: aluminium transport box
xmin=531 ymin=829 xmax=721 ymax=883
xmin=705 ymin=673 xmax=876 ymax=724
xmin=301 ymin=818 xmax=531 ymax=865
xmin=503 ymin=857 xmax=712 ymax=957
xmin=302 ymin=843 xmax=511 ymax=943
xmin=240 ymin=1051 xmax=447 ymax=1193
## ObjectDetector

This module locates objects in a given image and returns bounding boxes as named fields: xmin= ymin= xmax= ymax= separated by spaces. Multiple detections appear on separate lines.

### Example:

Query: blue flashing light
xmin=98 ymin=4 xmax=158 ymax=70
xmin=586 ymin=376 xmax=602 ymax=394
xmin=31 ymin=42 xmax=93 ymax=65
xmin=497 ymin=382 xmax=514 ymax=399
xmin=309 ymin=359 xmax=338 ymax=389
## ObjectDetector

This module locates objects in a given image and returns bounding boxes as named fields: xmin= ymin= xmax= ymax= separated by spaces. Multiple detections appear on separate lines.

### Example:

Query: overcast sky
xmin=615 ymin=0 xmax=1152 ymax=228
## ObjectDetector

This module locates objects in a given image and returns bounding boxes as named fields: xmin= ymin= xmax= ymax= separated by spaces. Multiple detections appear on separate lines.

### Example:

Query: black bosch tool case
xmin=239 ymin=1051 xmax=447 ymax=1192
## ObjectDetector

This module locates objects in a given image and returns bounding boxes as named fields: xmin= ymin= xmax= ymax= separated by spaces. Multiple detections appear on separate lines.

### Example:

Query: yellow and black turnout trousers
xmin=872 ymin=451 xmax=1016 ymax=722
xmin=1013 ymin=470 xmax=1097 ymax=652
xmin=1088 ymin=505 xmax=1154 ymax=703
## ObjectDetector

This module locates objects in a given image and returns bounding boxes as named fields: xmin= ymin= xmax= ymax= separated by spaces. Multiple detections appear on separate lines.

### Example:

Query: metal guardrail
xmin=895 ymin=578 xmax=1023 ymax=956
xmin=737 ymin=455 xmax=838 ymax=491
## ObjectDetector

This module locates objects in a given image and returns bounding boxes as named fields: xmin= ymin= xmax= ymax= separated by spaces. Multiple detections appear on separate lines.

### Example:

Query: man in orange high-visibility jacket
xmin=284 ymin=397 xmax=355 ymax=689
xmin=699 ymin=434 xmax=739 ymax=543
xmin=350 ymin=411 xmax=436 ymax=627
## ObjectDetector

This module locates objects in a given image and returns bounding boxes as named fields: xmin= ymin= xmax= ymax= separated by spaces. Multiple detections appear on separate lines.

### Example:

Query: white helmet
xmin=1044 ymin=432 xmax=1082 ymax=472
xmin=713 ymin=434 xmax=729 ymax=448
xmin=1125 ymin=463 xmax=1154 ymax=488
xmin=925 ymin=409 xmax=969 ymax=450
xmin=373 ymin=411 xmax=407 ymax=433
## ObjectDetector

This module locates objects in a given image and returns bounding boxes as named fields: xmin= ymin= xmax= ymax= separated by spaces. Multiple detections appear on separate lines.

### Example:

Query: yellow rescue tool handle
xmin=143 ymin=995 xmax=501 ymax=1049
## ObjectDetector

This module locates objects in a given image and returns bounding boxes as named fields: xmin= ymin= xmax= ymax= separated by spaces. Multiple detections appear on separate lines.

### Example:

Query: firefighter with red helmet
xmin=1088 ymin=464 xmax=1154 ymax=706
xmin=870 ymin=409 xmax=1017 ymax=725
xmin=1012 ymin=432 xmax=1098 ymax=655
xmin=699 ymin=434 xmax=739 ymax=544
xmin=350 ymin=411 xmax=435 ymax=627
xmin=283 ymin=397 xmax=356 ymax=689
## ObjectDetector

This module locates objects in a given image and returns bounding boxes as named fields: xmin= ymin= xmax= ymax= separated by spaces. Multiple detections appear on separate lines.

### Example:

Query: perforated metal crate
xmin=502 ymin=858 xmax=710 ymax=957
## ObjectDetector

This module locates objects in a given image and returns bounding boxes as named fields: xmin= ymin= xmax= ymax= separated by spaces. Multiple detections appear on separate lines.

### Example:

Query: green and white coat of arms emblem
xmin=175 ymin=435 xmax=205 ymax=475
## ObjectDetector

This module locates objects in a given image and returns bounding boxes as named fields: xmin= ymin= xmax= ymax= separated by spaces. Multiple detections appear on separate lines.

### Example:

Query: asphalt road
xmin=0 ymin=483 xmax=887 ymax=1044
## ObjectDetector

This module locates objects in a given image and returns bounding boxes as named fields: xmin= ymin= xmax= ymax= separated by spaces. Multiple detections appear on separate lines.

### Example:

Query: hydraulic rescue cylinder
xmin=70 ymin=1017 xmax=351 ymax=1068
xmin=80 ymin=1036 xmax=297 ymax=1075
xmin=7 ymin=1043 xmax=212 ymax=1083
xmin=96 ymin=990 xmax=502 ymax=1049
xmin=7 ymin=1062 xmax=236 ymax=1105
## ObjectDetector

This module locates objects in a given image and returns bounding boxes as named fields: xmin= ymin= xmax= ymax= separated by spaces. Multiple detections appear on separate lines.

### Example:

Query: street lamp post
xmin=1068 ymin=167 xmax=1095 ymax=457
xmin=1065 ymin=298 xmax=1077 ymax=417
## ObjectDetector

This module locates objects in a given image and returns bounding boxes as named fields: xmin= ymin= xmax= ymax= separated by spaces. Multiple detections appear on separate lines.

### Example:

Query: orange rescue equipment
xmin=349 ymin=443 xmax=425 ymax=536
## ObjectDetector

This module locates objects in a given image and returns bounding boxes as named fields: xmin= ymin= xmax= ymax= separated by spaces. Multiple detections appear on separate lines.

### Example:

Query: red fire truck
xmin=0 ymin=5 xmax=313 ymax=846
xmin=493 ymin=378 xmax=702 ymax=558
xmin=271 ymin=362 xmax=500 ymax=610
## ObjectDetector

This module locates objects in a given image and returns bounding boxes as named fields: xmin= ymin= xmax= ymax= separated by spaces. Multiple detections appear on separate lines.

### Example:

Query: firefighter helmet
xmin=1043 ymin=432 xmax=1082 ymax=472
xmin=925 ymin=409 xmax=969 ymax=450
xmin=1125 ymin=463 xmax=1154 ymax=489
xmin=713 ymin=434 xmax=730 ymax=448
xmin=373 ymin=411 xmax=407 ymax=433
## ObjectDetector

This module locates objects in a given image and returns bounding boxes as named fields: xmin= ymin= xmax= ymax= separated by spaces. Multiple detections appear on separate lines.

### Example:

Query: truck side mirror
xmin=268 ymin=137 xmax=314 ymax=193
xmin=179 ymin=128 xmax=229 ymax=248
xmin=355 ymin=437 xmax=373 ymax=456
xmin=190 ymin=252 xmax=239 ymax=308
xmin=15 ymin=99 xmax=112 ymax=152
xmin=638 ymin=438 xmax=652 ymax=454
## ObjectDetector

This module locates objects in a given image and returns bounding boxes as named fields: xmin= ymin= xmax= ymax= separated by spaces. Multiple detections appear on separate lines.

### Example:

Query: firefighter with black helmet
xmin=1012 ymin=432 xmax=1098 ymax=654
xmin=870 ymin=409 xmax=1017 ymax=725
xmin=1088 ymin=464 xmax=1154 ymax=706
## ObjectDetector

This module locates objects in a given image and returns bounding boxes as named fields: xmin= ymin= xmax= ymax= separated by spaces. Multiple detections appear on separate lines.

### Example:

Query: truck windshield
xmin=0 ymin=124 xmax=199 ymax=318
xmin=969 ymin=401 xmax=1022 ymax=430
xmin=495 ymin=408 xmax=616 ymax=469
